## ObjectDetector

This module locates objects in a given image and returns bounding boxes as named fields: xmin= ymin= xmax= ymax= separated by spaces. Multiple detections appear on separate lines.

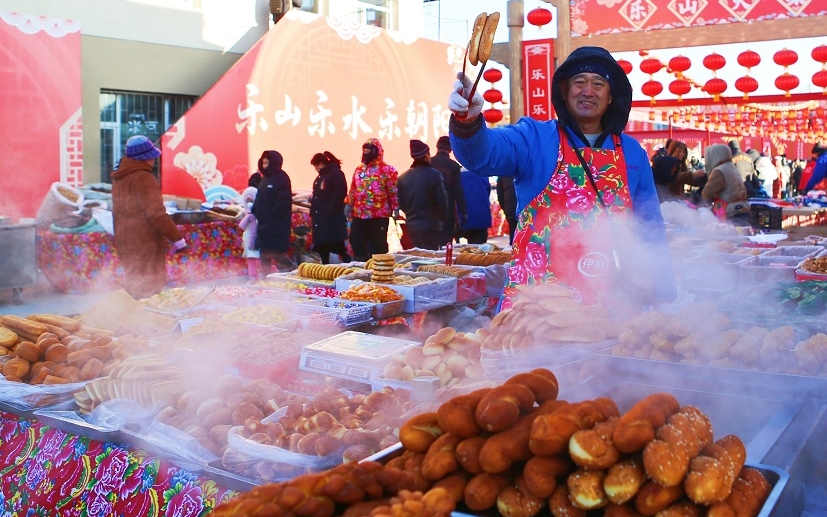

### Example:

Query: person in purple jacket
xmin=447 ymin=46 xmax=675 ymax=309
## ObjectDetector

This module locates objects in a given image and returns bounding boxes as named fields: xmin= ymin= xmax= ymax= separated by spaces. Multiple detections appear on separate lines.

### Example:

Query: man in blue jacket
xmin=447 ymin=46 xmax=675 ymax=308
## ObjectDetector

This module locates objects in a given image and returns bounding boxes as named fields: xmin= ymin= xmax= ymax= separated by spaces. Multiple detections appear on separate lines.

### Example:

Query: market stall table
xmin=37 ymin=213 xmax=313 ymax=293
xmin=0 ymin=411 xmax=237 ymax=515
xmin=781 ymin=206 xmax=827 ymax=228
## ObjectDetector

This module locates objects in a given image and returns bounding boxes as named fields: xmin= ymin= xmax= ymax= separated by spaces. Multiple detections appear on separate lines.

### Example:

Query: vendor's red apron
xmin=502 ymin=133 xmax=633 ymax=308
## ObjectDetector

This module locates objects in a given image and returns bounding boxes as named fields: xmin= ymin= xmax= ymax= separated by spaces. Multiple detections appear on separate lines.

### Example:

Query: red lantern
xmin=640 ymin=58 xmax=663 ymax=75
xmin=526 ymin=7 xmax=552 ymax=28
xmin=704 ymin=77 xmax=727 ymax=101
xmin=668 ymin=56 xmax=691 ymax=76
xmin=735 ymin=76 xmax=758 ymax=100
xmin=773 ymin=49 xmax=798 ymax=68
xmin=703 ymin=53 xmax=726 ymax=72
xmin=617 ymin=59 xmax=633 ymax=75
xmin=737 ymin=50 xmax=760 ymax=69
xmin=641 ymin=80 xmax=663 ymax=106
xmin=813 ymin=45 xmax=827 ymax=68
xmin=813 ymin=70 xmax=827 ymax=94
xmin=483 ymin=108 xmax=503 ymax=124
xmin=483 ymin=88 xmax=503 ymax=103
xmin=669 ymin=79 xmax=691 ymax=101
xmin=482 ymin=68 xmax=503 ymax=83
xmin=775 ymin=74 xmax=799 ymax=97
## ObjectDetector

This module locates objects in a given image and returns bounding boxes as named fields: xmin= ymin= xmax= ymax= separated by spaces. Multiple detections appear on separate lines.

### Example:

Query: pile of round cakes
xmin=370 ymin=254 xmax=396 ymax=283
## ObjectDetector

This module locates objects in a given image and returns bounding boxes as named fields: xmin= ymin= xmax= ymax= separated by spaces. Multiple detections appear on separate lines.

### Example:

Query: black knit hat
xmin=813 ymin=143 xmax=826 ymax=155
xmin=410 ymin=139 xmax=430 ymax=159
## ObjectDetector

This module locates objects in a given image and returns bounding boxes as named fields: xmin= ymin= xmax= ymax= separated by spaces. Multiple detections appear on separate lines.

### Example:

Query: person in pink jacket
xmin=345 ymin=138 xmax=399 ymax=261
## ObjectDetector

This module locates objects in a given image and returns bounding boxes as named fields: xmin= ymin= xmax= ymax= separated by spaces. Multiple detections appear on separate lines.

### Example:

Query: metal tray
xmin=32 ymin=408 xmax=124 ymax=444
xmin=0 ymin=399 xmax=36 ymax=419
xmin=204 ymin=459 xmax=259 ymax=493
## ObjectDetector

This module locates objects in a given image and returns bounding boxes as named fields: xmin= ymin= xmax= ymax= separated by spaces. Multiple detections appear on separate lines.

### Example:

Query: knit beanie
xmin=125 ymin=135 xmax=161 ymax=160
xmin=410 ymin=139 xmax=430 ymax=159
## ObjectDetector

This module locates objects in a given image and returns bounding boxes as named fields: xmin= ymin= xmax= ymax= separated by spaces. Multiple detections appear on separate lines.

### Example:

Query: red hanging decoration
xmin=813 ymin=45 xmax=827 ymax=67
xmin=617 ymin=59 xmax=633 ymax=75
xmin=773 ymin=49 xmax=798 ymax=68
xmin=483 ymin=88 xmax=503 ymax=103
xmin=526 ymin=7 xmax=552 ymax=28
xmin=668 ymin=56 xmax=691 ymax=75
xmin=641 ymin=80 xmax=663 ymax=106
xmin=703 ymin=53 xmax=726 ymax=73
xmin=735 ymin=50 xmax=760 ymax=101
xmin=483 ymin=108 xmax=504 ymax=124
xmin=735 ymin=76 xmax=758 ymax=100
xmin=640 ymin=58 xmax=663 ymax=75
xmin=639 ymin=58 xmax=663 ymax=106
xmin=775 ymin=74 xmax=799 ymax=97
xmin=482 ymin=68 xmax=503 ymax=83
xmin=669 ymin=79 xmax=691 ymax=101
xmin=737 ymin=50 xmax=761 ymax=69
xmin=704 ymin=78 xmax=727 ymax=101
xmin=813 ymin=70 xmax=827 ymax=95
xmin=702 ymin=53 xmax=726 ymax=101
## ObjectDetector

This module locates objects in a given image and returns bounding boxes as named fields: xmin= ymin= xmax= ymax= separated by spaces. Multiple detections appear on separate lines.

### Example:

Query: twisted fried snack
xmin=633 ymin=480 xmax=684 ymax=516
xmin=475 ymin=384 xmax=536 ymax=433
xmin=421 ymin=432 xmax=462 ymax=481
xmin=530 ymin=398 xmax=618 ymax=456
xmin=399 ymin=412 xmax=443 ymax=453
xmin=523 ymin=455 xmax=574 ymax=499
xmin=612 ymin=393 xmax=680 ymax=454
xmin=464 ymin=473 xmax=510 ymax=511
xmin=497 ymin=476 xmax=546 ymax=517
xmin=436 ymin=388 xmax=489 ymax=437
xmin=642 ymin=406 xmax=713 ymax=487
xmin=706 ymin=467 xmax=771 ymax=517
xmin=569 ymin=416 xmax=621 ymax=470
xmin=655 ymin=500 xmax=705 ymax=517
xmin=604 ymin=457 xmax=647 ymax=505
xmin=479 ymin=426 xmax=532 ymax=473
xmin=567 ymin=469 xmax=609 ymax=510
xmin=211 ymin=461 xmax=387 ymax=517
xmin=603 ymin=503 xmax=644 ymax=517
xmin=504 ymin=368 xmax=559 ymax=403
xmin=684 ymin=435 xmax=746 ymax=505
xmin=548 ymin=485 xmax=586 ymax=517
xmin=366 ymin=488 xmax=455 ymax=517
xmin=455 ymin=435 xmax=488 ymax=475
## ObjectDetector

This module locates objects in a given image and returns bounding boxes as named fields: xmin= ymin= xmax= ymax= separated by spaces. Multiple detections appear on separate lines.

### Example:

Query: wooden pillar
xmin=507 ymin=0 xmax=525 ymax=122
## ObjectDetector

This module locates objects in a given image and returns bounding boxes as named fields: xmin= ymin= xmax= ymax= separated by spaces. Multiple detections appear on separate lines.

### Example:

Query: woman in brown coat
xmin=701 ymin=143 xmax=750 ymax=223
xmin=111 ymin=136 xmax=186 ymax=299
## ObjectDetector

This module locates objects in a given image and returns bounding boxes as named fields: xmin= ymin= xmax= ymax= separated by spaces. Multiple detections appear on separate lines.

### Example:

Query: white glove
xmin=172 ymin=238 xmax=187 ymax=252
xmin=448 ymin=72 xmax=483 ymax=121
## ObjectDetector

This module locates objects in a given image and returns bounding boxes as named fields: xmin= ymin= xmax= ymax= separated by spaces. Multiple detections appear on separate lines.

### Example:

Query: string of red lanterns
xmin=812 ymin=45 xmax=827 ymax=94
xmin=526 ymin=7 xmax=552 ymax=29
xmin=773 ymin=48 xmax=799 ymax=97
xmin=482 ymin=68 xmax=504 ymax=124
xmin=735 ymin=50 xmax=760 ymax=100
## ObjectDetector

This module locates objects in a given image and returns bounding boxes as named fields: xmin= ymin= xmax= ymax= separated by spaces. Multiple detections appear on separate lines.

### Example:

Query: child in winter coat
xmin=239 ymin=186 xmax=261 ymax=281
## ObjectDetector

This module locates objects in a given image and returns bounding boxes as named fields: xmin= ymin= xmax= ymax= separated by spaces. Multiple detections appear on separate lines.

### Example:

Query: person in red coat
xmin=111 ymin=136 xmax=186 ymax=299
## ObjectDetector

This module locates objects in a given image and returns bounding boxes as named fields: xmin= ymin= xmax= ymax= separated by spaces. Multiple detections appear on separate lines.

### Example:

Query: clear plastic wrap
xmin=0 ymin=373 xmax=88 ymax=410
xmin=120 ymin=419 xmax=218 ymax=472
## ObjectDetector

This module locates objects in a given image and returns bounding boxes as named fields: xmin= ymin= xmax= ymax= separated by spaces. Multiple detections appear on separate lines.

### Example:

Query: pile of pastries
xmin=210 ymin=368 xmax=773 ymax=517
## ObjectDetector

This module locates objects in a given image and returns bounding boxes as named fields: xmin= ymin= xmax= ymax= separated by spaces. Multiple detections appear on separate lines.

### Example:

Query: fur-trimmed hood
xmin=551 ymin=46 xmax=632 ymax=144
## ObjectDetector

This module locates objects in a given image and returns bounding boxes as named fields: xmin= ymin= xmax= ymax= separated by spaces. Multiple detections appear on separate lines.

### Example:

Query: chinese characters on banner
xmin=572 ymin=0 xmax=821 ymax=36
xmin=160 ymin=13 xmax=459 ymax=199
xmin=522 ymin=39 xmax=555 ymax=122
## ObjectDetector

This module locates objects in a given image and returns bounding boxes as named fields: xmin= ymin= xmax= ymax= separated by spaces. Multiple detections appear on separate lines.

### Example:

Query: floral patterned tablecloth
xmin=0 ymin=412 xmax=237 ymax=516
xmin=36 ymin=214 xmax=314 ymax=293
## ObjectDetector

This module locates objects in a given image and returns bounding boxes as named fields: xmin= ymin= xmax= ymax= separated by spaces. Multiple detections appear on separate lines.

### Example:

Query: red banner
xmin=571 ymin=0 xmax=823 ymax=37
xmin=522 ymin=39 xmax=555 ymax=122
xmin=160 ymin=12 xmax=463 ymax=201
xmin=0 ymin=12 xmax=82 ymax=218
